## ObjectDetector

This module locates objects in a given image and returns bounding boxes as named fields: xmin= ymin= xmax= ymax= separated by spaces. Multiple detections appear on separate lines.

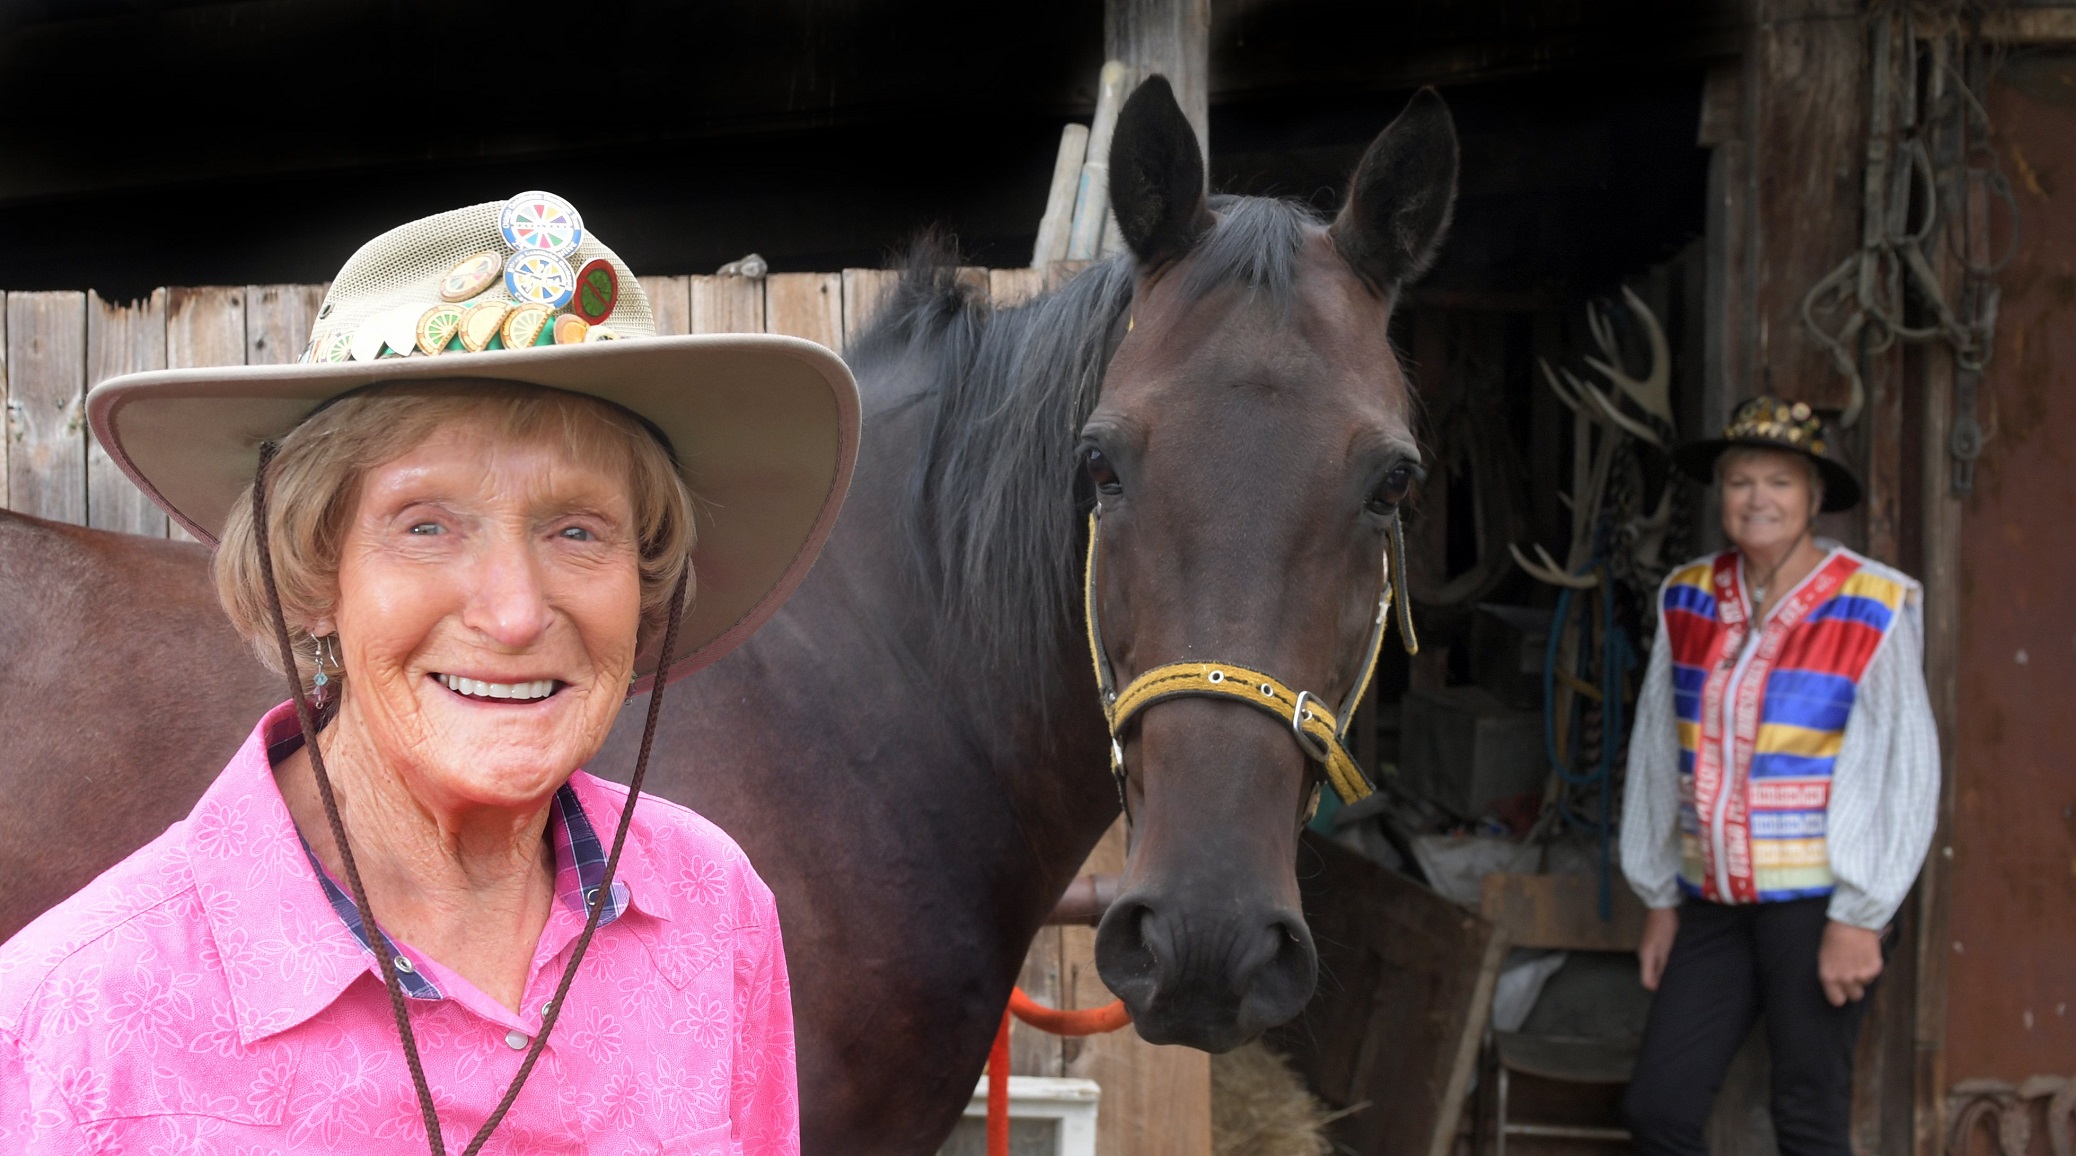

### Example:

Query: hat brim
xmin=1671 ymin=438 xmax=1861 ymax=513
xmin=86 ymin=334 xmax=860 ymax=692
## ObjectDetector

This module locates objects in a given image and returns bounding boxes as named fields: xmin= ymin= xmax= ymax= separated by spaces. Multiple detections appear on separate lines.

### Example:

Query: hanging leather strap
xmin=1084 ymin=509 xmax=1418 ymax=811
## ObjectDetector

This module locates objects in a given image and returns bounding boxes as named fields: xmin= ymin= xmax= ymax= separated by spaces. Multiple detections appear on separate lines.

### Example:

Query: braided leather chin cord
xmin=253 ymin=442 xmax=690 ymax=1155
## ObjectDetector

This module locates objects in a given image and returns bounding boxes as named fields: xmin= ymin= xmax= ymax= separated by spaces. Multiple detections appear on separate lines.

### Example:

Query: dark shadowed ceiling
xmin=0 ymin=0 xmax=1739 ymax=295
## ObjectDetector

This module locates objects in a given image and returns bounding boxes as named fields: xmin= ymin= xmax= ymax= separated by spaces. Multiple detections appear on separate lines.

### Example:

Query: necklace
xmin=1747 ymin=533 xmax=1810 ymax=608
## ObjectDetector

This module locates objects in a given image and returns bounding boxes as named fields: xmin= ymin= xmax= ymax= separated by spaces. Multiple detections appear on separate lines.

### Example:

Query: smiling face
xmin=312 ymin=418 xmax=644 ymax=816
xmin=1719 ymin=447 xmax=1820 ymax=556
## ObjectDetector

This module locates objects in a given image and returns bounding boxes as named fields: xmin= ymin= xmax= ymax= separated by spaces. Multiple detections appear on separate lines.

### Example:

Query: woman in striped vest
xmin=1619 ymin=396 xmax=1939 ymax=1155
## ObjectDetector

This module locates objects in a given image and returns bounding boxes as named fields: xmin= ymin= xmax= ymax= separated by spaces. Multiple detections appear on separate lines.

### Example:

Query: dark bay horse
xmin=0 ymin=78 xmax=1456 ymax=1152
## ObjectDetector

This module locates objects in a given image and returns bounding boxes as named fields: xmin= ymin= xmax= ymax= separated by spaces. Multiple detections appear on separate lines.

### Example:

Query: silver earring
xmin=312 ymin=634 xmax=340 ymax=707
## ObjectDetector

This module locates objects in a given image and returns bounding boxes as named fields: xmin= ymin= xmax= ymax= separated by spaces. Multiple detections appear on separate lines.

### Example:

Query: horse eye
xmin=1366 ymin=465 xmax=1416 ymax=516
xmin=1083 ymin=446 xmax=1123 ymax=497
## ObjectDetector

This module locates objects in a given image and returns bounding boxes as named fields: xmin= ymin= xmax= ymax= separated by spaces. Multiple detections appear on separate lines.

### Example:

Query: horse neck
xmin=832 ymin=296 xmax=1124 ymax=905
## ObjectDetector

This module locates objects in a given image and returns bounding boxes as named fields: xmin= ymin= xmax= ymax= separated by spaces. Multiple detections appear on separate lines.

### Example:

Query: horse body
xmin=0 ymin=79 xmax=1457 ymax=1153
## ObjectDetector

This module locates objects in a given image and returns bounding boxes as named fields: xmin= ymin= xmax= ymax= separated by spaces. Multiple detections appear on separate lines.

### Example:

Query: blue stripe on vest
xmin=1673 ymin=664 xmax=1707 ymax=722
xmin=1756 ymin=884 xmax=1837 ymax=902
xmin=1678 ymin=748 xmax=1696 ymax=776
xmin=1665 ymin=583 xmax=1716 ymax=619
xmin=1757 ymin=668 xmax=1858 ymax=731
xmin=1803 ymin=592 xmax=1896 ymax=632
xmin=1749 ymin=751 xmax=1839 ymax=779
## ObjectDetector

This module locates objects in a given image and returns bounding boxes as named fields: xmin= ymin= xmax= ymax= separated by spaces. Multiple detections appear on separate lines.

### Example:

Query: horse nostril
xmin=1094 ymin=897 xmax=1165 ymax=1004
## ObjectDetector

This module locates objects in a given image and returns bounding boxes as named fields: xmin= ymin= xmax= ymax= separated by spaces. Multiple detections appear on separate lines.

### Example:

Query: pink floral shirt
xmin=0 ymin=703 xmax=797 ymax=1154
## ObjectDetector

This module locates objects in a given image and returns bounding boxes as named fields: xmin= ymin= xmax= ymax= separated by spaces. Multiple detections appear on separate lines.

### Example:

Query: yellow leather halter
xmin=1083 ymin=508 xmax=1418 ymax=818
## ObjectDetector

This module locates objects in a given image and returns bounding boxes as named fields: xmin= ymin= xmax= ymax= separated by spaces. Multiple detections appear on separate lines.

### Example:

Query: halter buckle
xmin=1290 ymin=690 xmax=1332 ymax=763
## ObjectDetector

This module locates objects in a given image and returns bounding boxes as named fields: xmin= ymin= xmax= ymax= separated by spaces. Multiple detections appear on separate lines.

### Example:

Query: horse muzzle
xmin=1092 ymin=881 xmax=1317 ymax=1052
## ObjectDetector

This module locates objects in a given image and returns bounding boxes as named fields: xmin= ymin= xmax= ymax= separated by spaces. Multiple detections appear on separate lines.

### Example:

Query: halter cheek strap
xmin=1084 ymin=509 xmax=1417 ymax=816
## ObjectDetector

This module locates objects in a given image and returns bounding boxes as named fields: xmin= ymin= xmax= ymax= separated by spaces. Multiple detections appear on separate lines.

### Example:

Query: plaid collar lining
xmin=290 ymin=773 xmax=633 ymax=1003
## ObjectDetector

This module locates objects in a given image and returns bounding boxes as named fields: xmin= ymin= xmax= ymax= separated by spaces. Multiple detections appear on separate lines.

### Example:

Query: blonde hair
xmin=215 ymin=381 xmax=695 ymax=694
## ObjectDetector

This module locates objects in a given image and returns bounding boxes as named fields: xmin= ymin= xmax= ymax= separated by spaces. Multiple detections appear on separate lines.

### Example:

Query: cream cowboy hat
xmin=87 ymin=192 xmax=861 ymax=690
xmin=1671 ymin=394 xmax=1860 ymax=513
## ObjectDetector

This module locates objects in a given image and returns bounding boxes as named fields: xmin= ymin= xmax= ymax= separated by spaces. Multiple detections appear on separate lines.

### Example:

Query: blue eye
xmin=559 ymin=526 xmax=593 ymax=541
xmin=409 ymin=522 xmax=442 ymax=535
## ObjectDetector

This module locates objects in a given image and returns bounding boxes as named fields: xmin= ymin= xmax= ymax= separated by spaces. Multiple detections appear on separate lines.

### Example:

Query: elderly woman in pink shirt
xmin=0 ymin=194 xmax=859 ymax=1153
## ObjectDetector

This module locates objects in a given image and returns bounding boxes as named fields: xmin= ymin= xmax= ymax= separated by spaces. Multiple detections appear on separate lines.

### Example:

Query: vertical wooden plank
xmin=165 ymin=286 xmax=247 ymax=541
xmin=689 ymin=275 xmax=764 ymax=334
xmin=1105 ymin=0 xmax=1211 ymax=160
xmin=1063 ymin=819 xmax=1212 ymax=1156
xmin=987 ymin=268 xmax=1043 ymax=309
xmin=762 ymin=273 xmax=843 ymax=351
xmin=1011 ymin=928 xmax=1067 ymax=1078
xmin=245 ymin=283 xmax=327 ymax=366
xmin=639 ymin=276 xmax=691 ymax=337
xmin=5 ymin=292 xmax=88 ymax=523
xmin=85 ymin=290 xmax=168 ymax=536
xmin=840 ymin=269 xmax=901 ymax=347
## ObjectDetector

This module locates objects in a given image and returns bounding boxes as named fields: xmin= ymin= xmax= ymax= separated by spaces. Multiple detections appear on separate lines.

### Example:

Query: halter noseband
xmin=1083 ymin=508 xmax=1418 ymax=822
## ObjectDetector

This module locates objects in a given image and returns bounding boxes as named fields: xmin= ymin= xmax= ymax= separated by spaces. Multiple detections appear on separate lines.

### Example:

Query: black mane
xmin=847 ymin=197 xmax=1325 ymax=682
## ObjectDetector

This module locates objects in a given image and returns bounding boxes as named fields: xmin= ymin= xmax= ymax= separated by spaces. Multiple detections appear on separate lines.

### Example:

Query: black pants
xmin=1623 ymin=897 xmax=1877 ymax=1156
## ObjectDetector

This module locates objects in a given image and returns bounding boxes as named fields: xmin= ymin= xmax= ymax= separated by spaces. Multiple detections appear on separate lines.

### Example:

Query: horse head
xmin=1087 ymin=78 xmax=1457 ymax=1051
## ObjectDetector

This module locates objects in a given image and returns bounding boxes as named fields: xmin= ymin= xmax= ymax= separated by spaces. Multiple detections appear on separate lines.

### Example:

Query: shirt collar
xmin=190 ymin=702 xmax=669 ymax=1045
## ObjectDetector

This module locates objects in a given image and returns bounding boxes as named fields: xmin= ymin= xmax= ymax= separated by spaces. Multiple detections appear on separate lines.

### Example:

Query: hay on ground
xmin=1211 ymin=1040 xmax=1336 ymax=1156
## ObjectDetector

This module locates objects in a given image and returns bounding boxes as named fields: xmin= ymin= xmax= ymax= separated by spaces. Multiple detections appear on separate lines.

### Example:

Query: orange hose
xmin=1008 ymin=986 xmax=1132 ymax=1036
xmin=989 ymin=986 xmax=1131 ymax=1154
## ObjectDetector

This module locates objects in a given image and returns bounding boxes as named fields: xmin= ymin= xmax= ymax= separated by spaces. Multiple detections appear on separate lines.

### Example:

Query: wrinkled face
xmin=1085 ymin=232 xmax=1420 ymax=1051
xmin=1719 ymin=449 xmax=1817 ymax=556
xmin=316 ymin=417 xmax=643 ymax=815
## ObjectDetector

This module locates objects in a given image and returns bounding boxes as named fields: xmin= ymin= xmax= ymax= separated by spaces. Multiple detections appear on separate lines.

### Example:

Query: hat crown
xmin=306 ymin=193 xmax=652 ymax=364
xmin=1724 ymin=394 xmax=1826 ymax=458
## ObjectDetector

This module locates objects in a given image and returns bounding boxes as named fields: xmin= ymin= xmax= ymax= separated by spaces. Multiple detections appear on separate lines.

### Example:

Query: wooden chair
xmin=1475 ymin=872 xmax=1647 ymax=1155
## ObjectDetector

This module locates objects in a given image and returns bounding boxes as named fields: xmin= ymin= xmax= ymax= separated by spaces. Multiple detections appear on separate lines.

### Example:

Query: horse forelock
xmin=846 ymin=197 xmax=1343 ymax=703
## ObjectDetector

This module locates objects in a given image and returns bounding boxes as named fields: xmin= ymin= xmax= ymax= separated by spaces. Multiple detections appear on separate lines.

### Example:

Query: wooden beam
xmin=639 ymin=276 xmax=692 ymax=337
xmin=1105 ymin=0 xmax=1209 ymax=159
xmin=1980 ymin=8 xmax=2076 ymax=42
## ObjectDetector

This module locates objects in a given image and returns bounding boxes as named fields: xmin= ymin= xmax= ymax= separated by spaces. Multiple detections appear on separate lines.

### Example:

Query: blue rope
xmin=1541 ymin=565 xmax=1636 ymax=920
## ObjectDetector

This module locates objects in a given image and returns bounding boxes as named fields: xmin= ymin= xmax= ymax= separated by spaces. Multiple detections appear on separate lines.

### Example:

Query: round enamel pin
xmin=572 ymin=258 xmax=618 ymax=324
xmin=584 ymin=324 xmax=619 ymax=342
xmin=417 ymin=303 xmax=465 ymax=355
xmin=319 ymin=329 xmax=354 ymax=363
xmin=501 ymin=305 xmax=552 ymax=350
xmin=499 ymin=191 xmax=583 ymax=256
xmin=459 ymin=301 xmax=511 ymax=352
xmin=553 ymin=313 xmax=590 ymax=344
xmin=440 ymin=252 xmax=503 ymax=302
xmin=504 ymin=249 xmax=576 ymax=309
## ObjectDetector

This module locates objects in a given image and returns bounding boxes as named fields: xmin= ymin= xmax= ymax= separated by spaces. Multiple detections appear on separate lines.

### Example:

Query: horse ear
xmin=1108 ymin=75 xmax=1213 ymax=267
xmin=1330 ymin=87 xmax=1459 ymax=293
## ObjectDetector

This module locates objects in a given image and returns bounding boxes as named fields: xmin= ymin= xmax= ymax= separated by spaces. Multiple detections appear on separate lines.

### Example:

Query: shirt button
xmin=392 ymin=956 xmax=415 ymax=974
xmin=505 ymin=1030 xmax=531 ymax=1050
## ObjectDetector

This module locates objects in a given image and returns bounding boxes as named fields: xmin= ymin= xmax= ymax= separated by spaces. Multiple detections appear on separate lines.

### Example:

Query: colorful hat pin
xmin=504 ymin=249 xmax=577 ymax=309
xmin=572 ymin=258 xmax=619 ymax=325
xmin=440 ymin=252 xmax=503 ymax=303
xmin=499 ymin=191 xmax=583 ymax=256
xmin=417 ymin=304 xmax=465 ymax=355
xmin=501 ymin=305 xmax=553 ymax=351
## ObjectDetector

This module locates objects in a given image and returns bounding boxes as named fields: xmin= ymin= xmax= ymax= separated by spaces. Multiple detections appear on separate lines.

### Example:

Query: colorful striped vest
xmin=1659 ymin=547 xmax=1912 ymax=904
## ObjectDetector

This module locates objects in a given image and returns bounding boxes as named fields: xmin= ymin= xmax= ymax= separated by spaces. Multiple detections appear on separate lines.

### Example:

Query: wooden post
xmin=1104 ymin=0 xmax=1210 ymax=161
xmin=85 ymin=290 xmax=167 ymax=536
xmin=763 ymin=273 xmax=843 ymax=351
xmin=5 ymin=292 xmax=87 ymax=525
xmin=1061 ymin=819 xmax=1212 ymax=1156
xmin=987 ymin=268 xmax=1043 ymax=309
